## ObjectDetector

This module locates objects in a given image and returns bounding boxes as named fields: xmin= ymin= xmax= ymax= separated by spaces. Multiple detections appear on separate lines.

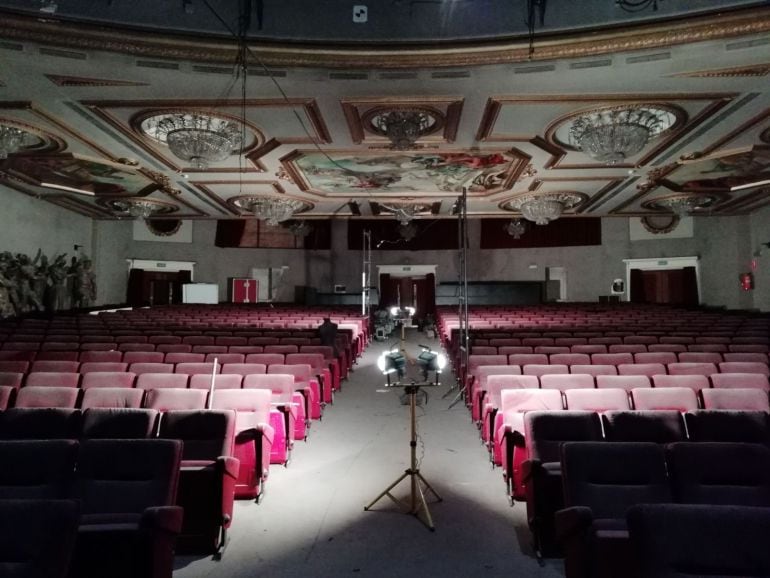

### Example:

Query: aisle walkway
xmin=174 ymin=331 xmax=565 ymax=577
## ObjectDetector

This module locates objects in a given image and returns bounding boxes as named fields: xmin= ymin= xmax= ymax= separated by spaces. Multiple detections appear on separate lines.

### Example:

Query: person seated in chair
xmin=318 ymin=317 xmax=339 ymax=356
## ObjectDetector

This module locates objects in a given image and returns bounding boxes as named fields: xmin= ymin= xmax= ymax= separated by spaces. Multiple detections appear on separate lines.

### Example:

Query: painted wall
xmin=86 ymin=213 xmax=763 ymax=310
xmin=0 ymin=189 xmax=93 ymax=259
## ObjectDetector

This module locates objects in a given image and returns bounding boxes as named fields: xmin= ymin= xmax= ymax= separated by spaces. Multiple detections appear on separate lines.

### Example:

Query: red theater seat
xmin=700 ymin=388 xmax=770 ymax=411
xmin=25 ymin=372 xmax=80 ymax=388
xmin=14 ymin=386 xmax=80 ymax=409
xmin=143 ymin=388 xmax=207 ymax=411
xmin=136 ymin=373 xmax=189 ymax=390
xmin=189 ymin=374 xmax=243 ymax=390
xmin=80 ymin=372 xmax=136 ymax=389
xmin=80 ymin=388 xmax=145 ymax=410
xmin=79 ymin=362 xmax=128 ymax=374
xmin=711 ymin=373 xmax=770 ymax=390
xmin=122 ymin=351 xmax=165 ymax=364
xmin=631 ymin=387 xmax=698 ymax=412
xmin=79 ymin=350 xmax=122 ymax=363
xmin=651 ymin=374 xmax=709 ymax=392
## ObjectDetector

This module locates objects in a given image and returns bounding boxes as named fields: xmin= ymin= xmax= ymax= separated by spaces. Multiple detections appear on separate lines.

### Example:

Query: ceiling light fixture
xmin=141 ymin=112 xmax=243 ymax=169
xmin=100 ymin=197 xmax=179 ymax=219
xmin=231 ymin=196 xmax=310 ymax=227
xmin=368 ymin=108 xmax=440 ymax=150
xmin=503 ymin=192 xmax=585 ymax=225
xmin=0 ymin=124 xmax=32 ymax=159
xmin=643 ymin=193 xmax=723 ymax=216
xmin=568 ymin=105 xmax=676 ymax=165
xmin=504 ymin=218 xmax=527 ymax=239
xmin=616 ymin=0 xmax=660 ymax=13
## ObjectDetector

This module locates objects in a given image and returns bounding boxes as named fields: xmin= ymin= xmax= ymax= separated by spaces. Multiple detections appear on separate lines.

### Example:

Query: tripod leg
xmin=364 ymin=471 xmax=410 ymax=511
xmin=415 ymin=471 xmax=443 ymax=502
xmin=414 ymin=478 xmax=436 ymax=531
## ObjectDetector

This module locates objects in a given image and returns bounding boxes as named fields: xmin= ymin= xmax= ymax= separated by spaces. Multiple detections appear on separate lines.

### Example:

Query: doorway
xmin=127 ymin=269 xmax=191 ymax=306
xmin=623 ymin=256 xmax=701 ymax=306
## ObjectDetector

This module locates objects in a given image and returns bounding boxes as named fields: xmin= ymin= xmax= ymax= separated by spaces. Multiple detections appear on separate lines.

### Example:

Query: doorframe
xmin=126 ymin=259 xmax=196 ymax=280
xmin=622 ymin=256 xmax=701 ymax=304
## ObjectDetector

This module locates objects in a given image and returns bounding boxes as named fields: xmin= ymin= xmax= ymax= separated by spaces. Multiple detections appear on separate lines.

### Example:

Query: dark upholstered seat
xmin=0 ymin=439 xmax=78 ymax=498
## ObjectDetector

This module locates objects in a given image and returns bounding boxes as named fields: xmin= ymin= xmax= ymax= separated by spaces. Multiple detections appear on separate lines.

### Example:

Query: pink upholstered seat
xmin=165 ymin=352 xmax=205 ymax=364
xmin=523 ymin=364 xmax=569 ymax=377
xmin=244 ymin=353 xmax=285 ymax=366
xmin=14 ymin=386 xmax=79 ymax=409
xmin=495 ymin=388 xmax=564 ymax=498
xmin=609 ymin=344 xmax=647 ymax=354
xmin=700 ymin=388 xmax=770 ymax=411
xmin=631 ymin=387 xmax=698 ymax=411
xmin=79 ymin=350 xmax=122 ymax=363
xmin=470 ymin=365 xmax=522 ymax=422
xmin=189 ymin=374 xmax=243 ymax=390
xmin=711 ymin=373 xmax=770 ymax=390
xmin=80 ymin=372 xmax=137 ymax=389
xmin=550 ymin=353 xmax=590 ymax=366
xmin=80 ymin=387 xmax=144 ymax=409
xmin=678 ymin=352 xmax=723 ymax=364
xmin=570 ymin=364 xmax=617 ymax=377
xmin=635 ymin=352 xmax=678 ymax=365
xmin=539 ymin=373 xmax=594 ymax=391
xmin=79 ymin=362 xmax=128 ymax=374
xmin=122 ymin=351 xmax=165 ymax=364
xmin=572 ymin=345 xmax=608 ymax=354
xmin=136 ymin=373 xmax=189 ymax=390
xmin=143 ymin=388 xmax=207 ymax=410
xmin=480 ymin=375 xmax=538 ymax=444
xmin=24 ymin=372 xmax=80 ymax=388
xmin=129 ymin=362 xmax=174 ymax=375
xmin=209 ymin=389 xmax=274 ymax=499
xmin=618 ymin=363 xmax=666 ymax=377
xmin=221 ymin=363 xmax=267 ymax=376
xmin=243 ymin=373 xmax=297 ymax=464
xmin=652 ymin=374 xmax=709 ymax=392
xmin=175 ymin=362 xmax=220 ymax=376
xmin=596 ymin=374 xmax=651 ymax=392
xmin=0 ymin=372 xmax=23 ymax=388
xmin=204 ymin=353 xmax=245 ymax=365
xmin=268 ymin=364 xmax=321 ymax=421
xmin=591 ymin=353 xmax=633 ymax=366
xmin=508 ymin=354 xmax=548 ymax=366
xmin=722 ymin=353 xmax=769 ymax=364
xmin=667 ymin=362 xmax=718 ymax=377
xmin=30 ymin=360 xmax=79 ymax=374
xmin=564 ymin=388 xmax=630 ymax=411
xmin=719 ymin=362 xmax=770 ymax=376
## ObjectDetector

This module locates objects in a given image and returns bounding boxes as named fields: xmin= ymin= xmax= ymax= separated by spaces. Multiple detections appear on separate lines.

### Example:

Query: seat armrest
xmin=217 ymin=455 xmax=240 ymax=479
xmin=555 ymin=506 xmax=595 ymax=543
xmin=521 ymin=459 xmax=542 ymax=483
xmin=140 ymin=506 xmax=184 ymax=534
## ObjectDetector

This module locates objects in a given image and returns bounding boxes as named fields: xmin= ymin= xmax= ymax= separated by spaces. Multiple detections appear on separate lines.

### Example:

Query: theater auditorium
xmin=1 ymin=1 xmax=770 ymax=577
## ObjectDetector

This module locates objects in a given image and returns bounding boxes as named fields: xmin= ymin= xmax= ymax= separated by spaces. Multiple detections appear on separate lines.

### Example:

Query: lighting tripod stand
xmin=364 ymin=382 xmax=442 ymax=531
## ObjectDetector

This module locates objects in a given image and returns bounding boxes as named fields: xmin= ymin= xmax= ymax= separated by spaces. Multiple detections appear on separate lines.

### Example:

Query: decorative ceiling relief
xmin=658 ymin=146 xmax=770 ymax=194
xmin=281 ymin=149 xmax=530 ymax=197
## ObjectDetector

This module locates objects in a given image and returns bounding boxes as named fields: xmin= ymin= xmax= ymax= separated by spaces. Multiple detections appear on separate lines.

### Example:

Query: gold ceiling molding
xmin=45 ymin=75 xmax=149 ymax=87
xmin=671 ymin=64 xmax=770 ymax=78
xmin=0 ymin=7 xmax=769 ymax=68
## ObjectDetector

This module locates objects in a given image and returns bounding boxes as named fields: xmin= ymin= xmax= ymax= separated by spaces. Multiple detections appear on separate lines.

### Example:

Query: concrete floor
xmin=174 ymin=331 xmax=565 ymax=578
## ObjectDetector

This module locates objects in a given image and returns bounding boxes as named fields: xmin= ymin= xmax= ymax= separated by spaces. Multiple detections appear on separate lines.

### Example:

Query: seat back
xmin=268 ymin=363 xmax=312 ymax=382
xmin=210 ymin=389 xmax=272 ymax=430
xmin=564 ymin=388 xmax=630 ymax=411
xmin=684 ymin=410 xmax=769 ymax=443
xmin=702 ymin=387 xmax=770 ymax=411
xmin=667 ymin=442 xmax=770 ymax=506
xmin=631 ymin=387 xmax=698 ymax=411
xmin=667 ymin=362 xmax=718 ymax=377
xmin=0 ymin=439 xmax=78 ymax=498
xmin=79 ymin=350 xmax=122 ymax=363
xmin=80 ymin=408 xmax=159 ymax=439
xmin=80 ymin=387 xmax=144 ymax=410
xmin=711 ymin=373 xmax=770 ymax=390
xmin=144 ymin=388 xmax=207 ymax=411
xmin=80 ymin=372 xmax=136 ymax=389
xmin=719 ymin=361 xmax=770 ymax=375
xmin=175 ymin=362 xmax=220 ymax=376
xmin=596 ymin=374 xmax=651 ymax=391
xmin=524 ymin=410 xmax=603 ymax=464
xmin=569 ymin=364 xmax=617 ymax=377
xmin=635 ymin=352 xmax=677 ymax=365
xmin=602 ymin=410 xmax=686 ymax=443
xmin=242 ymin=373 xmax=295 ymax=404
xmin=79 ymin=362 xmax=128 ymax=374
xmin=0 ymin=499 xmax=80 ymax=578
xmin=523 ymin=364 xmax=569 ymax=377
xmin=15 ymin=386 xmax=80 ymax=409
xmin=158 ymin=410 xmax=235 ymax=460
xmin=628 ymin=503 xmax=770 ymax=578
xmin=0 ymin=372 xmax=23 ymax=388
xmin=129 ymin=362 xmax=174 ymax=375
xmin=122 ymin=351 xmax=165 ymax=364
xmin=73 ymin=439 xmax=182 ymax=515
xmin=618 ymin=363 xmax=666 ymax=377
xmin=24 ymin=372 xmax=80 ymax=388
xmin=651 ymin=374 xmax=709 ymax=391
xmin=245 ymin=353 xmax=285 ymax=366
xmin=136 ymin=373 xmax=189 ymax=390
xmin=0 ymin=408 xmax=82 ymax=440
xmin=221 ymin=363 xmax=267 ymax=376
xmin=540 ymin=373 xmax=594 ymax=391
xmin=189 ymin=373 xmax=243 ymax=390
xmin=30 ymin=360 xmax=79 ymax=374
xmin=561 ymin=441 xmax=670 ymax=518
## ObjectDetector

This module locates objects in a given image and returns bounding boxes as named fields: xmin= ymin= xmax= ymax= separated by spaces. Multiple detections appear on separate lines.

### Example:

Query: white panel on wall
xmin=132 ymin=220 xmax=192 ymax=243
xmin=629 ymin=217 xmax=693 ymax=241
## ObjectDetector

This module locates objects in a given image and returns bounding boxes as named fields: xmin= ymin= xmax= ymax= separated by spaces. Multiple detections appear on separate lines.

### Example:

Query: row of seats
xmin=471 ymin=344 xmax=770 ymax=357
xmin=517 ymin=411 xmax=770 ymax=559
xmin=555 ymin=441 xmax=770 ymax=577
xmin=0 ymin=438 xmax=184 ymax=577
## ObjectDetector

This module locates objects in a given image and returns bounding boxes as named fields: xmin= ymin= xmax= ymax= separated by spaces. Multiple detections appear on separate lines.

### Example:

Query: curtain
xmin=629 ymin=269 xmax=644 ymax=303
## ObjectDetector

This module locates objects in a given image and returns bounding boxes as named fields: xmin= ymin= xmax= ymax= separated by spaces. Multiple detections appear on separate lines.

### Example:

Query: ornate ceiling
xmin=0 ymin=3 xmax=769 ymax=223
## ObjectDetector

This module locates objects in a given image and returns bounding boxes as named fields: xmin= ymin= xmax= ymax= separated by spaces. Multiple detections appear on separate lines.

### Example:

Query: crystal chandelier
xmin=504 ymin=218 xmax=527 ymax=239
xmin=286 ymin=220 xmax=312 ymax=237
xmin=645 ymin=193 xmax=722 ymax=216
xmin=101 ymin=197 xmax=179 ymax=219
xmin=142 ymin=113 xmax=243 ymax=169
xmin=504 ymin=192 xmax=585 ymax=225
xmin=568 ymin=106 xmax=676 ymax=165
xmin=233 ymin=197 xmax=309 ymax=226
xmin=0 ymin=124 xmax=31 ymax=159
xmin=370 ymin=109 xmax=439 ymax=150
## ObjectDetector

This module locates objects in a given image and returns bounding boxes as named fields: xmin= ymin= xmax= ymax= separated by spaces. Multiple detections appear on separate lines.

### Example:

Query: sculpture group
xmin=0 ymin=251 xmax=96 ymax=318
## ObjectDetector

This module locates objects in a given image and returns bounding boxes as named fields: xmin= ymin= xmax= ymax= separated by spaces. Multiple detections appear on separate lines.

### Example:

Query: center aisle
xmin=174 ymin=331 xmax=565 ymax=577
